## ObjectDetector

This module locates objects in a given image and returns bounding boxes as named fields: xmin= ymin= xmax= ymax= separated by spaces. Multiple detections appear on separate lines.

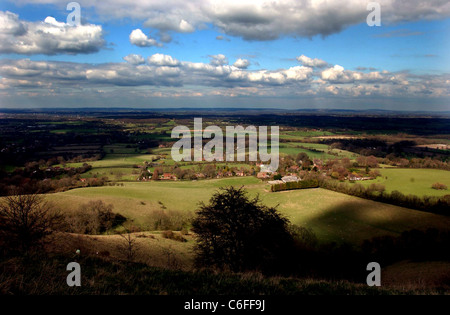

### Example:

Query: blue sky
xmin=0 ymin=0 xmax=449 ymax=111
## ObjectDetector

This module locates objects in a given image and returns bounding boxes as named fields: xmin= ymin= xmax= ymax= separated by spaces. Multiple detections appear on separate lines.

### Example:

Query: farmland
xmin=361 ymin=168 xmax=450 ymax=197
xmin=1 ymin=110 xmax=449 ymax=294
xmin=47 ymin=177 xmax=450 ymax=245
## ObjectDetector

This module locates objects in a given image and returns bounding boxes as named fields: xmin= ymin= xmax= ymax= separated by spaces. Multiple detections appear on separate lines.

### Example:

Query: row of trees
xmin=269 ymin=172 xmax=449 ymax=216
xmin=0 ymin=175 xmax=108 ymax=196
xmin=139 ymin=163 xmax=255 ymax=181
xmin=0 ymin=162 xmax=99 ymax=196
xmin=270 ymin=179 xmax=319 ymax=192
xmin=318 ymin=177 xmax=450 ymax=216
xmin=380 ymin=156 xmax=450 ymax=170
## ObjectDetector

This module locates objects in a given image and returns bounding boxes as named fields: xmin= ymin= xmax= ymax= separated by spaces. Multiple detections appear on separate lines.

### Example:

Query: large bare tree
xmin=0 ymin=193 xmax=62 ymax=254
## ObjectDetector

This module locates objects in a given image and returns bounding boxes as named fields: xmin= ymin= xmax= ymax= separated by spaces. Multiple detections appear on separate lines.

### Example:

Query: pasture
xmin=361 ymin=168 xmax=450 ymax=197
xmin=47 ymin=177 xmax=450 ymax=245
xmin=279 ymin=141 xmax=358 ymax=159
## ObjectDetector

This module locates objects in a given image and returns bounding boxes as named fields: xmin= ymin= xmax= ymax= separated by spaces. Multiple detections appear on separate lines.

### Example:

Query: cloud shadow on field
xmin=300 ymin=200 xmax=450 ymax=246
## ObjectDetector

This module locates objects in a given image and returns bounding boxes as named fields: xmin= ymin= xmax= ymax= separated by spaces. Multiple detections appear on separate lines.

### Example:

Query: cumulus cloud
xmin=129 ymin=29 xmax=162 ymax=47
xmin=0 ymin=10 xmax=26 ymax=36
xmin=209 ymin=54 xmax=228 ymax=66
xmin=21 ymin=0 xmax=446 ymax=41
xmin=0 ymin=11 xmax=105 ymax=55
xmin=143 ymin=13 xmax=196 ymax=33
xmin=296 ymin=55 xmax=328 ymax=68
xmin=123 ymin=54 xmax=146 ymax=65
xmin=320 ymin=64 xmax=387 ymax=83
xmin=233 ymin=58 xmax=250 ymax=69
xmin=0 ymin=54 xmax=448 ymax=102
xmin=148 ymin=53 xmax=180 ymax=66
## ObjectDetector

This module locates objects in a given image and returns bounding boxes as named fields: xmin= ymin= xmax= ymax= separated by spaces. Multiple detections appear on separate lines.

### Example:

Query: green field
xmin=279 ymin=141 xmax=358 ymax=159
xmin=63 ymin=142 xmax=255 ymax=181
xmin=46 ymin=177 xmax=450 ymax=245
xmin=360 ymin=168 xmax=450 ymax=197
xmin=281 ymin=130 xmax=335 ymax=138
xmin=65 ymin=136 xmax=362 ymax=182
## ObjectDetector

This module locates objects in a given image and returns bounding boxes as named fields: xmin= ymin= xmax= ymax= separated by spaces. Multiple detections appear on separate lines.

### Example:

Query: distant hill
xmin=1 ymin=107 xmax=449 ymax=118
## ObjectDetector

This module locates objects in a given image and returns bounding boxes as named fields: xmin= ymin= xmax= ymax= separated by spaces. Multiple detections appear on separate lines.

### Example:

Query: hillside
xmin=1 ymin=252 xmax=446 ymax=295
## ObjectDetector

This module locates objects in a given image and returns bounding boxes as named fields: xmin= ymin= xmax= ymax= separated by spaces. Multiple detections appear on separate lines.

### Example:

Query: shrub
xmin=432 ymin=182 xmax=448 ymax=190
xmin=65 ymin=200 xmax=126 ymax=234
xmin=192 ymin=186 xmax=294 ymax=273
xmin=161 ymin=230 xmax=187 ymax=242
xmin=147 ymin=209 xmax=192 ymax=231
xmin=289 ymin=225 xmax=318 ymax=250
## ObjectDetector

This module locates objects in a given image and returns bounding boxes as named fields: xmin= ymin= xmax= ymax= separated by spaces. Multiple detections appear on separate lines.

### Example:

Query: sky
xmin=0 ymin=0 xmax=449 ymax=111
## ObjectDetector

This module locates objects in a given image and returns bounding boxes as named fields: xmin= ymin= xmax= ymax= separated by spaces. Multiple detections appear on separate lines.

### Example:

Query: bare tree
xmin=118 ymin=229 xmax=138 ymax=261
xmin=161 ymin=245 xmax=181 ymax=270
xmin=0 ymin=193 xmax=63 ymax=254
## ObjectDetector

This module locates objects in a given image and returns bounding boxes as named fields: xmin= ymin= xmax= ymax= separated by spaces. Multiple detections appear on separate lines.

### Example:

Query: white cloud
xmin=148 ymin=53 xmax=180 ymax=67
xmin=123 ymin=54 xmax=146 ymax=65
xmin=129 ymin=29 xmax=162 ymax=47
xmin=0 ymin=10 xmax=26 ymax=35
xmin=233 ymin=58 xmax=250 ymax=69
xmin=296 ymin=55 xmax=328 ymax=68
xmin=282 ymin=66 xmax=313 ymax=81
xmin=0 ymin=11 xmax=105 ymax=55
xmin=11 ymin=1 xmax=450 ymax=41
xmin=143 ymin=13 xmax=196 ymax=33
xmin=209 ymin=54 xmax=228 ymax=66
xmin=0 ymin=54 xmax=448 ymax=103
xmin=321 ymin=65 xmax=346 ymax=81
xmin=320 ymin=64 xmax=392 ymax=84
xmin=44 ymin=16 xmax=66 ymax=27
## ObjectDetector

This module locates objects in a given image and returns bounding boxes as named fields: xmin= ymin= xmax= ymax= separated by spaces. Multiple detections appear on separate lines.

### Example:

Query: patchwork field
xmin=46 ymin=177 xmax=450 ymax=245
xmin=62 ymin=139 xmax=361 ymax=182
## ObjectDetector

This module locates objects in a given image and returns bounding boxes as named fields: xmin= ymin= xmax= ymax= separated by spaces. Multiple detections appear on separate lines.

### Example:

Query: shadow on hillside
xmin=301 ymin=199 xmax=450 ymax=246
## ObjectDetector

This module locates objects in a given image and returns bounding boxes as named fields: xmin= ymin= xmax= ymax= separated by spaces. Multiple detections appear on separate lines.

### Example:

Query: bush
xmin=289 ymin=225 xmax=318 ymax=250
xmin=192 ymin=186 xmax=294 ymax=273
xmin=65 ymin=200 xmax=126 ymax=234
xmin=432 ymin=182 xmax=448 ymax=190
xmin=147 ymin=209 xmax=192 ymax=231
xmin=161 ymin=230 xmax=187 ymax=242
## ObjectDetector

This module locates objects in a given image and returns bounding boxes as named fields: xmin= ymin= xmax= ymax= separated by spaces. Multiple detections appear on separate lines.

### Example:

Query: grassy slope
xmin=0 ymin=253 xmax=439 ymax=295
xmin=360 ymin=168 xmax=450 ymax=197
xmin=46 ymin=177 xmax=450 ymax=245
xmin=279 ymin=142 xmax=358 ymax=159
xmin=47 ymin=231 xmax=195 ymax=270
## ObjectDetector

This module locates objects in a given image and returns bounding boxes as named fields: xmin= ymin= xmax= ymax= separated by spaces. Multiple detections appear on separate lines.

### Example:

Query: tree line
xmin=317 ymin=177 xmax=450 ymax=216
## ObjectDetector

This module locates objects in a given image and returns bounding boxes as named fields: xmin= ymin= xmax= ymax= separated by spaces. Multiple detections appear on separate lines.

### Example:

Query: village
xmin=135 ymin=152 xmax=379 ymax=185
